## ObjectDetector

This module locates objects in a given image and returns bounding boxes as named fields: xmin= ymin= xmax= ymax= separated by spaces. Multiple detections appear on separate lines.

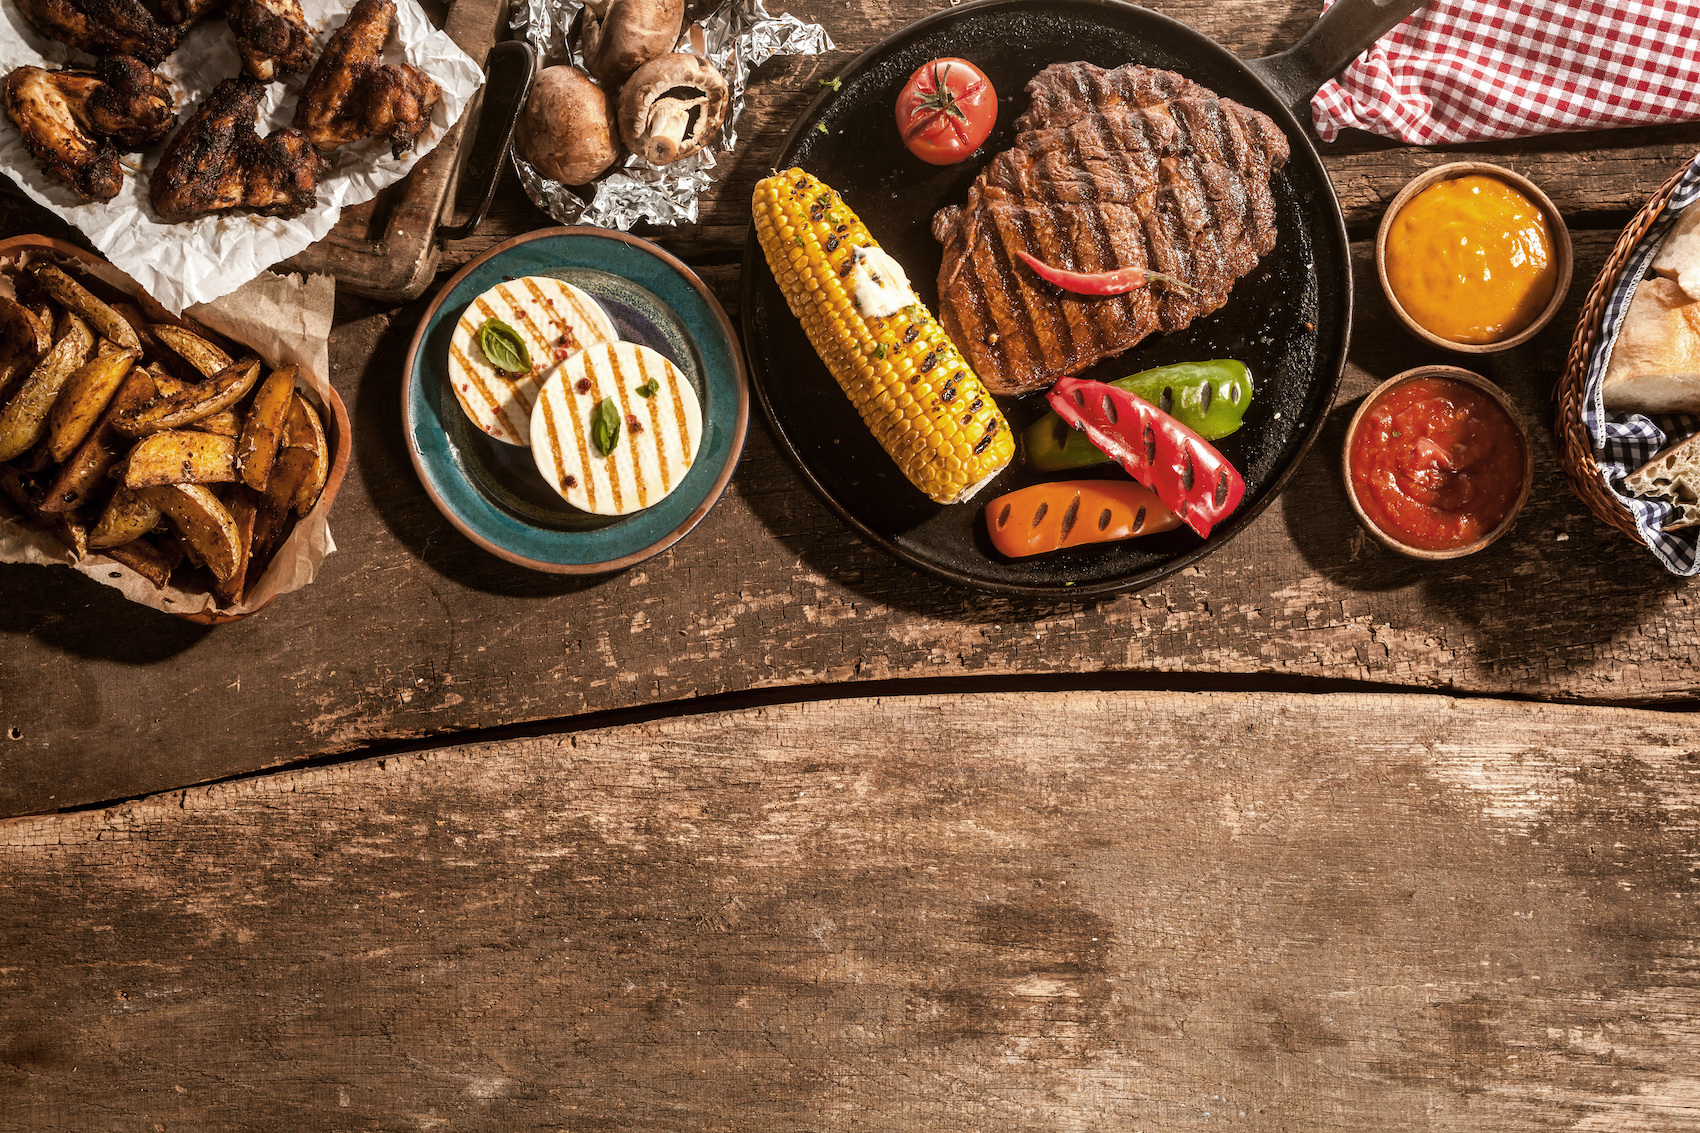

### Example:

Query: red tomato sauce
xmin=1348 ymin=376 xmax=1526 ymax=551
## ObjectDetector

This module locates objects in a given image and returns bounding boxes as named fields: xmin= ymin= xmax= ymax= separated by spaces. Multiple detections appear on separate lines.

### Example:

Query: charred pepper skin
xmin=1026 ymin=360 xmax=1253 ymax=472
xmin=1046 ymin=376 xmax=1246 ymax=539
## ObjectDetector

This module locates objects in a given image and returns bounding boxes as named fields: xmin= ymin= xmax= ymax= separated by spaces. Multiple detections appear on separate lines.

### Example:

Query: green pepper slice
xmin=1024 ymin=360 xmax=1254 ymax=473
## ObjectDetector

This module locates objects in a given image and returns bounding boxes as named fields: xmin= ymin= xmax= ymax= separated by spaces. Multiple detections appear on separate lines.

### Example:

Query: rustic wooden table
xmin=6 ymin=0 xmax=1700 ymax=1128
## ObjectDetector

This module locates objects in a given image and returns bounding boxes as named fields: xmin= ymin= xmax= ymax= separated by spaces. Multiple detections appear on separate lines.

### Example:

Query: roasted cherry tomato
xmin=895 ymin=57 xmax=996 ymax=165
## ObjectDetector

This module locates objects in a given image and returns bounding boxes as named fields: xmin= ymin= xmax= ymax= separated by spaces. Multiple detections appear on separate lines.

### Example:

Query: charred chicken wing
xmin=293 ymin=0 xmax=440 ymax=158
xmin=13 ymin=0 xmax=188 ymax=67
xmin=149 ymin=76 xmax=327 ymax=222
xmin=225 ymin=0 xmax=316 ymax=81
xmin=4 ymin=57 xmax=175 ymax=201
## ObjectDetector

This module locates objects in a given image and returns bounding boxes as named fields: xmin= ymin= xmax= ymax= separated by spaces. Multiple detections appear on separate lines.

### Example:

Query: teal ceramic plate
xmin=404 ymin=228 xmax=748 ymax=573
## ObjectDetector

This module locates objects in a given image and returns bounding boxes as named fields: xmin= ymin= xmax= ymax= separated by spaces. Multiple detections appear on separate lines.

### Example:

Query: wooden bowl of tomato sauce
xmin=1342 ymin=366 xmax=1533 ymax=560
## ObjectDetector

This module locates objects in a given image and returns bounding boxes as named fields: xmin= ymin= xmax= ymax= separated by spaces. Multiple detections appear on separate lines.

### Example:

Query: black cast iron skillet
xmin=741 ymin=0 xmax=1428 ymax=597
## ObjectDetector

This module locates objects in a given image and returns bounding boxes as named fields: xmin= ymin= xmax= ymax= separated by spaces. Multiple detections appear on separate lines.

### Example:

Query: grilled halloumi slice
xmin=447 ymin=276 xmax=618 ymax=446
xmin=530 ymin=342 xmax=703 ymax=516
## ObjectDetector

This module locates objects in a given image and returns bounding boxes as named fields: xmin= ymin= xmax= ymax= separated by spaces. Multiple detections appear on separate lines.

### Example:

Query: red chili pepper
xmin=1016 ymin=250 xmax=1197 ymax=297
xmin=1045 ymin=376 xmax=1246 ymax=538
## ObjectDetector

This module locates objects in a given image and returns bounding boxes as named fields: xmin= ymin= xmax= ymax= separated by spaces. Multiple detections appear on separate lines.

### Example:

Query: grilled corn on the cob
xmin=753 ymin=168 xmax=1013 ymax=504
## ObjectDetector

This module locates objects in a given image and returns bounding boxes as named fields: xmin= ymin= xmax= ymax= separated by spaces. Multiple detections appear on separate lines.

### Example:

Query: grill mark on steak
xmin=1028 ymin=121 xmax=1100 ymax=366
xmin=1067 ymin=103 xmax=1135 ymax=362
xmin=936 ymin=62 xmax=1289 ymax=396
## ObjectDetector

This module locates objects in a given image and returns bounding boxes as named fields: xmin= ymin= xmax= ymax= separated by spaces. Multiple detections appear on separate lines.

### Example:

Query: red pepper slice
xmin=1016 ymin=250 xmax=1196 ymax=297
xmin=1045 ymin=376 xmax=1246 ymax=538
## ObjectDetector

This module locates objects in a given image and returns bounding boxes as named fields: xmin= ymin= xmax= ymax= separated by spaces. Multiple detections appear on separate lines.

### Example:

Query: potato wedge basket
xmin=0 ymin=236 xmax=349 ymax=623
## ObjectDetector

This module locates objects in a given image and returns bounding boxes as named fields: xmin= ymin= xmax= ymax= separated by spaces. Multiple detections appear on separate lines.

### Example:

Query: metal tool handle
xmin=438 ymin=39 xmax=538 ymax=242
xmin=1247 ymin=0 xmax=1431 ymax=119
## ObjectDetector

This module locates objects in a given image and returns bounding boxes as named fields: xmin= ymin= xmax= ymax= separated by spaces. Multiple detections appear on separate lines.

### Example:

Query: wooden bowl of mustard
xmin=1376 ymin=162 xmax=1573 ymax=354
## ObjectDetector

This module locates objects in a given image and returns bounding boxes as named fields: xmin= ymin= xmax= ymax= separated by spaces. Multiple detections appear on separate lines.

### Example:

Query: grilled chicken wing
xmin=225 ymin=0 xmax=316 ymax=81
xmin=4 ymin=58 xmax=175 ymax=200
xmin=293 ymin=0 xmax=439 ymax=158
xmin=149 ymin=76 xmax=326 ymax=223
xmin=147 ymin=0 xmax=222 ymax=23
xmin=13 ymin=0 xmax=188 ymax=67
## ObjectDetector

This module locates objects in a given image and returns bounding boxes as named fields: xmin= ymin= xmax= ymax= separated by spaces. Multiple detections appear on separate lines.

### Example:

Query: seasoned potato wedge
xmin=125 ymin=430 xmax=238 ymax=488
xmin=88 ymin=482 xmax=162 ymax=549
xmin=40 ymin=367 xmax=157 ymax=514
xmin=263 ymin=443 xmax=315 ymax=518
xmin=46 ymin=349 xmax=137 ymax=463
xmin=110 ymin=302 xmax=161 ymax=355
xmin=0 ymin=462 xmax=43 ymax=513
xmin=49 ymin=514 xmax=88 ymax=560
xmin=151 ymin=324 xmax=234 ymax=378
xmin=282 ymin=392 xmax=329 ymax=514
xmin=114 ymin=358 xmax=261 ymax=436
xmin=0 ymin=314 xmax=93 ymax=461
xmin=212 ymin=488 xmax=261 ymax=604
xmin=133 ymin=483 xmax=241 ymax=580
xmin=33 ymin=263 xmax=140 ymax=353
xmin=238 ymin=365 xmax=297 ymax=490
xmin=193 ymin=409 xmax=241 ymax=437
xmin=100 ymin=537 xmax=176 ymax=589
xmin=0 ymin=295 xmax=52 ymax=398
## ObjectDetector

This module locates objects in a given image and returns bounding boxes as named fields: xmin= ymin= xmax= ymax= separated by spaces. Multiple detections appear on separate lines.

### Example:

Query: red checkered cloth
xmin=1311 ymin=0 xmax=1700 ymax=144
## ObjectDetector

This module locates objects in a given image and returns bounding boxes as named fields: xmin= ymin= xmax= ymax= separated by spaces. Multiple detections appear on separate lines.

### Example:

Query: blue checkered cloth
xmin=1584 ymin=152 xmax=1700 ymax=574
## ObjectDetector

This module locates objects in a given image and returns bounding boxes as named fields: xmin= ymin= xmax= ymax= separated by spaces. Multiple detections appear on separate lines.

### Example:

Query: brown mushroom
xmin=582 ymin=0 xmax=684 ymax=85
xmin=515 ymin=66 xmax=622 ymax=185
xmin=617 ymin=53 xmax=728 ymax=166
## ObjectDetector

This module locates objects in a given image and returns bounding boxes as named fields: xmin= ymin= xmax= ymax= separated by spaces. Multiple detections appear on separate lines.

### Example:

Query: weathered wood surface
xmin=8 ymin=0 xmax=1700 ymax=815
xmin=4 ymin=690 xmax=1699 ymax=1130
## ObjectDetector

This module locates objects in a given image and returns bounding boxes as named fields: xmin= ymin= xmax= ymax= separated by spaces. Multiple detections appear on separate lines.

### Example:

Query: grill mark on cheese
xmin=633 ymin=349 xmax=671 ymax=495
xmin=448 ymin=341 xmax=507 ymax=420
xmin=538 ymin=392 xmax=572 ymax=495
xmin=663 ymin=357 xmax=692 ymax=470
xmin=608 ymin=343 xmax=639 ymax=506
xmin=596 ymin=348 xmax=632 ymax=511
xmin=557 ymin=285 xmax=607 ymax=340
xmin=564 ymin=372 xmax=599 ymax=512
xmin=523 ymin=277 xmax=578 ymax=347
xmin=577 ymin=355 xmax=619 ymax=513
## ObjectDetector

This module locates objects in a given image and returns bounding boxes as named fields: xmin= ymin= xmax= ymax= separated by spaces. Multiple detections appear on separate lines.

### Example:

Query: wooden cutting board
xmin=280 ymin=0 xmax=510 ymax=301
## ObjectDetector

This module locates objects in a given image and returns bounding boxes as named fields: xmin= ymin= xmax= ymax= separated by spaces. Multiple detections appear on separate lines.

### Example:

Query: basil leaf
xmin=478 ymin=317 xmax=531 ymax=374
xmin=636 ymin=377 xmax=659 ymax=398
xmin=591 ymin=396 xmax=621 ymax=456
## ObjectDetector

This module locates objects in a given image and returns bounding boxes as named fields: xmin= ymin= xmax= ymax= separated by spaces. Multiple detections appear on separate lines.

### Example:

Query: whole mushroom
xmin=515 ymin=65 xmax=622 ymax=185
xmin=617 ymin=53 xmax=728 ymax=165
xmin=582 ymin=0 xmax=684 ymax=85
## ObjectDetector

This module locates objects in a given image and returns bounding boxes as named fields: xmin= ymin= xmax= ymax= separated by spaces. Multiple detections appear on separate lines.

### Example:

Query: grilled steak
xmin=932 ymin=62 xmax=1290 ymax=396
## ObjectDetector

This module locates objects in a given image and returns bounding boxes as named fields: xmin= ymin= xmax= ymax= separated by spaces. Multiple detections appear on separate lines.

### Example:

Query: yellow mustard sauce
xmin=1385 ymin=174 xmax=1558 ymax=345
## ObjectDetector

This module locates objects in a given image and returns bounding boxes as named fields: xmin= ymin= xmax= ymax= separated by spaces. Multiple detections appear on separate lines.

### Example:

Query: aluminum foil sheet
xmin=512 ymin=0 xmax=833 ymax=229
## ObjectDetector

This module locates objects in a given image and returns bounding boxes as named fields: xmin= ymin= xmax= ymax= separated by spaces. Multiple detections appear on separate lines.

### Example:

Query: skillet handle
xmin=1247 ymin=0 xmax=1430 ymax=120
xmin=438 ymin=40 xmax=538 ymax=242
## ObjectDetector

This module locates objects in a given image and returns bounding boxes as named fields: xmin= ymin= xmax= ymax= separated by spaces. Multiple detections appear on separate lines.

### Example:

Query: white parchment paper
xmin=0 ymin=256 xmax=340 ymax=618
xmin=0 ymin=0 xmax=484 ymax=313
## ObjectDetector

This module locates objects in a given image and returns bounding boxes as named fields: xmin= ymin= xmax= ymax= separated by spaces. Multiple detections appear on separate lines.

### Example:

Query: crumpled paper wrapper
xmin=512 ymin=0 xmax=832 ymax=229
xmin=0 ymin=253 xmax=339 ymax=618
xmin=0 ymin=0 xmax=483 ymax=314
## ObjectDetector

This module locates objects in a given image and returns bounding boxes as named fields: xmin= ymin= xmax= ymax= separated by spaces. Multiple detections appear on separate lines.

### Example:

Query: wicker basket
xmin=1554 ymin=162 xmax=1690 ymax=542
